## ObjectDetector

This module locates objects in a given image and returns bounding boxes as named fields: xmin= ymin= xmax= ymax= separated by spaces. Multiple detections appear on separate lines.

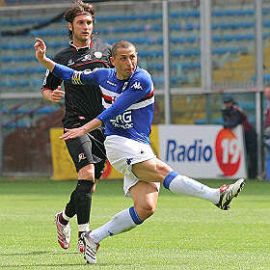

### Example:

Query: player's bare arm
xmin=60 ymin=118 xmax=102 ymax=140
xmin=34 ymin=38 xmax=56 ymax=71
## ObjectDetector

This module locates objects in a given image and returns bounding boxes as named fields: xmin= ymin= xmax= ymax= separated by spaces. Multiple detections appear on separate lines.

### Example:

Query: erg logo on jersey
xmin=110 ymin=111 xmax=133 ymax=129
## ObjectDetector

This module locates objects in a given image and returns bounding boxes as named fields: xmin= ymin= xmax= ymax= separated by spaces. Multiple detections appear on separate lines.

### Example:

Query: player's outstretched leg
xmin=163 ymin=171 xmax=245 ymax=209
xmin=215 ymin=178 xmax=245 ymax=210
xmin=54 ymin=212 xmax=71 ymax=249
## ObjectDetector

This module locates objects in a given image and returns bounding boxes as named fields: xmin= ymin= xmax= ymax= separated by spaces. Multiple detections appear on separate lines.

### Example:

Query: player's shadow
xmin=0 ymin=251 xmax=86 ymax=268
xmin=0 ymin=262 xmax=135 ymax=269
xmin=0 ymin=263 xmax=87 ymax=268
xmin=0 ymin=251 xmax=49 ymax=256
xmin=0 ymin=251 xmax=135 ymax=267
xmin=0 ymin=250 xmax=79 ymax=256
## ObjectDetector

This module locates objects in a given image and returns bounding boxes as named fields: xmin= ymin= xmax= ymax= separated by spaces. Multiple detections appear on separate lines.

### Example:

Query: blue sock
xmin=129 ymin=206 xmax=143 ymax=225
xmin=163 ymin=171 xmax=178 ymax=189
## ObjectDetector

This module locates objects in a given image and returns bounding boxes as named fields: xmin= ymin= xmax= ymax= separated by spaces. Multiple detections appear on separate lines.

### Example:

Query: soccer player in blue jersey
xmin=35 ymin=38 xmax=245 ymax=264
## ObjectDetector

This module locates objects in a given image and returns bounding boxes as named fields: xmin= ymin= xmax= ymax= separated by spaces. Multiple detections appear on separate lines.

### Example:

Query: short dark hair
xmin=223 ymin=95 xmax=234 ymax=103
xmin=64 ymin=0 xmax=95 ymax=39
xmin=111 ymin=40 xmax=136 ymax=57
xmin=64 ymin=0 xmax=95 ymax=23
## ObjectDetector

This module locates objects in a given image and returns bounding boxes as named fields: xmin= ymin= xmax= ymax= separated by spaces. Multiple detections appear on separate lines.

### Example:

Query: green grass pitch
xmin=0 ymin=177 xmax=269 ymax=270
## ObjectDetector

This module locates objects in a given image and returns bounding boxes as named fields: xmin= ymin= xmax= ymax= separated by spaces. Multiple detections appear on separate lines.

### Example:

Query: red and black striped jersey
xmin=42 ymin=36 xmax=112 ymax=128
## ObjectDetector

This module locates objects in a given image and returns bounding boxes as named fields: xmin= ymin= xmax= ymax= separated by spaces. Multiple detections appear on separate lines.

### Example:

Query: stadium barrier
xmin=49 ymin=126 xmax=160 ymax=180
xmin=49 ymin=125 xmax=246 ymax=180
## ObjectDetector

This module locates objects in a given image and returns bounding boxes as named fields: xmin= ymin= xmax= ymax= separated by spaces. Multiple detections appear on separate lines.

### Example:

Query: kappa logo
xmin=78 ymin=153 xmax=87 ymax=163
xmin=131 ymin=81 xmax=143 ymax=90
xmin=126 ymin=158 xmax=133 ymax=165
xmin=67 ymin=59 xmax=75 ymax=66
xmin=107 ymin=80 xmax=117 ymax=87
xmin=108 ymin=230 xmax=114 ymax=236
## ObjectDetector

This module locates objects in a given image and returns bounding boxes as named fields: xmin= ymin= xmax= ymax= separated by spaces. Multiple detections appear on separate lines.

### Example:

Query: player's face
xmin=112 ymin=47 xmax=138 ymax=80
xmin=224 ymin=101 xmax=233 ymax=108
xmin=69 ymin=14 xmax=93 ymax=45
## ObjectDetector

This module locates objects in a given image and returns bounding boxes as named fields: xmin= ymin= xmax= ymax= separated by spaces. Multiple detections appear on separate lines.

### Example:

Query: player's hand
xmin=34 ymin=37 xmax=47 ymax=62
xmin=60 ymin=127 xmax=87 ymax=140
xmin=50 ymin=86 xmax=65 ymax=103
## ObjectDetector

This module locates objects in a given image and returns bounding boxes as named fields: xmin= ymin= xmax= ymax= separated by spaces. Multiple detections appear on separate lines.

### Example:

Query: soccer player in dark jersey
xmin=41 ymin=0 xmax=111 ymax=253
xmin=35 ymin=38 xmax=245 ymax=264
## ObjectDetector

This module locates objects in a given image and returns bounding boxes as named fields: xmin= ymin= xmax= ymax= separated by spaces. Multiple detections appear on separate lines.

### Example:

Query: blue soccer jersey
xmin=53 ymin=64 xmax=155 ymax=144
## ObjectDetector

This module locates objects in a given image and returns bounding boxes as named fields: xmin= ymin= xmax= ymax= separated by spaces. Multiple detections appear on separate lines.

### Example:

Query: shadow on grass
xmin=0 ymin=263 xmax=87 ymax=268
xmin=0 ymin=250 xmax=78 ymax=256
xmin=0 ymin=262 xmax=134 ymax=268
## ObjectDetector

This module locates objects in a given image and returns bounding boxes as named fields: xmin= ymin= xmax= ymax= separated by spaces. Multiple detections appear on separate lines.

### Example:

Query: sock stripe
xmin=163 ymin=171 xmax=178 ymax=189
xmin=129 ymin=207 xmax=143 ymax=225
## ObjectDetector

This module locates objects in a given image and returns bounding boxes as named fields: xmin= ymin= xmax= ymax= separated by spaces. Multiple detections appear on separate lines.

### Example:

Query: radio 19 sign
xmin=215 ymin=128 xmax=242 ymax=176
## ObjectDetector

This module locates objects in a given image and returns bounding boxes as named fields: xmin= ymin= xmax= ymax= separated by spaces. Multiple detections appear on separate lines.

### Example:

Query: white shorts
xmin=104 ymin=135 xmax=160 ymax=196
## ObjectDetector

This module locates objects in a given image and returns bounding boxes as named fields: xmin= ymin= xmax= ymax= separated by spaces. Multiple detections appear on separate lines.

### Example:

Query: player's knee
xmin=76 ymin=180 xmax=95 ymax=194
xmin=78 ymin=165 xmax=95 ymax=181
xmin=155 ymin=162 xmax=171 ymax=178
xmin=135 ymin=202 xmax=156 ymax=220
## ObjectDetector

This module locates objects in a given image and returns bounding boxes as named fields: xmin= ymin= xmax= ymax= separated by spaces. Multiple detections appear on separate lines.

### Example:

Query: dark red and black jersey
xmin=221 ymin=104 xmax=253 ymax=132
xmin=42 ymin=36 xmax=112 ymax=128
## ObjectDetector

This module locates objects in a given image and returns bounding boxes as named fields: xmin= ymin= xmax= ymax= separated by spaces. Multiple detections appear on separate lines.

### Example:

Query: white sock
xmin=163 ymin=171 xmax=220 ymax=204
xmin=62 ymin=211 xmax=71 ymax=221
xmin=90 ymin=207 xmax=142 ymax=243
xmin=78 ymin=224 xmax=89 ymax=232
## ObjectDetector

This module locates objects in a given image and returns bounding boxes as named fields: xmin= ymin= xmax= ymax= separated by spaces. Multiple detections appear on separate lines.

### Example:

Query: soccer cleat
xmin=77 ymin=232 xmax=86 ymax=254
xmin=84 ymin=232 xmax=100 ymax=264
xmin=216 ymin=178 xmax=245 ymax=210
xmin=54 ymin=212 xmax=71 ymax=249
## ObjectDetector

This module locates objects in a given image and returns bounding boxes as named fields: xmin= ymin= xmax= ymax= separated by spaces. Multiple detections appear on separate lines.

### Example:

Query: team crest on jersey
xmin=131 ymin=81 xmax=143 ymax=90
xmin=94 ymin=52 xmax=102 ymax=59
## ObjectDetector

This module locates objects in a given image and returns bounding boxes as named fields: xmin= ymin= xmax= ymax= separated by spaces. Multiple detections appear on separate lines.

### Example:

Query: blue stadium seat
xmin=170 ymin=10 xmax=199 ymax=18
xmin=0 ymin=66 xmax=45 ymax=75
xmin=171 ymin=48 xmax=200 ymax=57
xmin=212 ymin=21 xmax=254 ymax=30
xmin=3 ymin=120 xmax=30 ymax=129
xmin=213 ymin=33 xmax=254 ymax=42
xmin=170 ymin=36 xmax=197 ymax=44
xmin=213 ymin=9 xmax=254 ymax=17
xmin=194 ymin=118 xmax=207 ymax=125
xmin=0 ymin=55 xmax=35 ymax=62
xmin=35 ymin=105 xmax=59 ymax=114
xmin=1 ymin=4 xmax=270 ymax=95
xmin=0 ymin=17 xmax=59 ymax=26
